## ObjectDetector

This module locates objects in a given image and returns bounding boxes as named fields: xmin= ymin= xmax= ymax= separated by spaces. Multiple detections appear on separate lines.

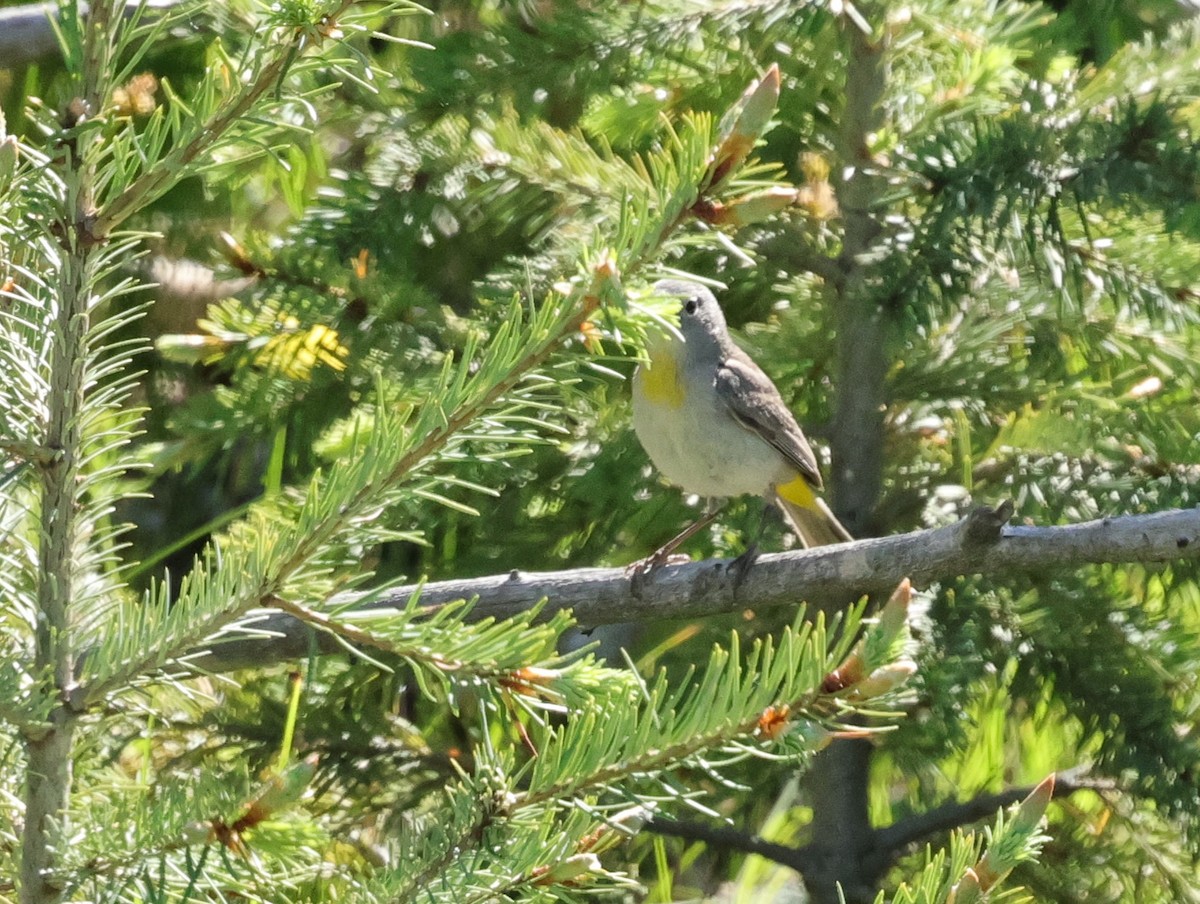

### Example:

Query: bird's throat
xmin=638 ymin=337 xmax=686 ymax=408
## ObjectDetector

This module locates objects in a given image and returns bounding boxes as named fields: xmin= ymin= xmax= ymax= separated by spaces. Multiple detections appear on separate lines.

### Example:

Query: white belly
xmin=632 ymin=368 xmax=790 ymax=499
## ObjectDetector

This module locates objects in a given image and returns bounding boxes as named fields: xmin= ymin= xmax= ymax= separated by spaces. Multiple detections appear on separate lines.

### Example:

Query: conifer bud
xmin=948 ymin=774 xmax=1055 ymax=903
xmin=0 ymin=136 xmax=17 ymax=196
xmin=578 ymin=804 xmax=654 ymax=853
xmin=705 ymin=64 xmax=781 ymax=191
xmin=699 ymin=187 xmax=799 ymax=227
xmin=844 ymin=659 xmax=918 ymax=701
xmin=532 ymin=852 xmax=601 ymax=885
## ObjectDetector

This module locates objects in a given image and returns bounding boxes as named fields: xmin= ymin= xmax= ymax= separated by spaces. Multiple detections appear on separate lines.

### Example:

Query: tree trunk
xmin=804 ymin=9 xmax=891 ymax=904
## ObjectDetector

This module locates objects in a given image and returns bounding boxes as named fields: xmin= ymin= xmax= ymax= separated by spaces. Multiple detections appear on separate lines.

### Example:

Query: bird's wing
xmin=713 ymin=349 xmax=824 ymax=490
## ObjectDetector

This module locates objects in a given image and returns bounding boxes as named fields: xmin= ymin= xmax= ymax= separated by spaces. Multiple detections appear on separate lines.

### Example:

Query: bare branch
xmin=645 ymin=815 xmax=817 ymax=874
xmin=0 ymin=4 xmax=68 ymax=66
xmin=872 ymin=770 xmax=1112 ymax=856
xmin=647 ymin=771 xmax=1108 ymax=888
xmin=0 ymin=1 xmax=185 ymax=70
xmin=180 ymin=504 xmax=1200 ymax=674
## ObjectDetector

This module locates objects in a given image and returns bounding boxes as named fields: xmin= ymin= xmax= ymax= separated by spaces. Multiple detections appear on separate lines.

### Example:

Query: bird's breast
xmin=632 ymin=361 xmax=792 ymax=499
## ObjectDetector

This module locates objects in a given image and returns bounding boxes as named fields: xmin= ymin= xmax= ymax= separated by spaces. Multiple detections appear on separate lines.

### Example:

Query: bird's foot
xmin=627 ymin=548 xmax=692 ymax=597
xmin=725 ymin=543 xmax=760 ymax=592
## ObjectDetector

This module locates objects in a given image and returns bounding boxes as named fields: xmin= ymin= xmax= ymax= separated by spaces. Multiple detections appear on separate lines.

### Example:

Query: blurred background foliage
xmin=4 ymin=0 xmax=1200 ymax=899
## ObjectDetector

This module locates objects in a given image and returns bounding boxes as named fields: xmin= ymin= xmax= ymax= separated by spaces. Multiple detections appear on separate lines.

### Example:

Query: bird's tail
xmin=773 ymin=477 xmax=853 ymax=548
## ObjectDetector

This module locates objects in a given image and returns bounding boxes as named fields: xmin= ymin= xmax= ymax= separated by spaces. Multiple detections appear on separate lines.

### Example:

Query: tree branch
xmin=647 ymin=771 xmax=1108 ymax=888
xmin=178 ymin=504 xmax=1200 ymax=674
xmin=872 ymin=770 xmax=1111 ymax=856
xmin=0 ymin=1 xmax=185 ymax=70
xmin=644 ymin=815 xmax=818 ymax=874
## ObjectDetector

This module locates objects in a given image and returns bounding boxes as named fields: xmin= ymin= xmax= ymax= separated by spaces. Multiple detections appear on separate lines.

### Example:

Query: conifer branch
xmin=10 ymin=37 xmax=177 ymax=904
xmin=386 ymin=605 xmax=877 ymax=894
xmin=388 ymin=810 xmax=497 ymax=903
xmin=89 ymin=0 xmax=357 ymax=238
xmin=264 ymin=594 xmax=571 ymax=687
xmin=77 ymin=291 xmax=602 ymax=704
xmin=19 ymin=0 xmax=118 ymax=893
xmin=872 ymin=771 xmax=1110 ymax=856
xmin=179 ymin=504 xmax=1200 ymax=673
xmin=516 ymin=687 xmax=824 ymax=811
xmin=92 ymin=115 xmax=737 ymax=693
xmin=647 ymin=773 xmax=1088 ymax=885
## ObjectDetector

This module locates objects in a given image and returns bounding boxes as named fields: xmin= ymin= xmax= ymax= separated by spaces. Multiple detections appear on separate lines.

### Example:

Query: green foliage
xmin=0 ymin=2 xmax=926 ymax=901
xmin=4 ymin=0 xmax=1200 ymax=901
xmin=878 ymin=780 xmax=1053 ymax=904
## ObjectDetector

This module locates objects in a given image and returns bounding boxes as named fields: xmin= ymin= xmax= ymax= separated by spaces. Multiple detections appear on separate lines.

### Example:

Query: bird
xmin=630 ymin=279 xmax=850 ymax=570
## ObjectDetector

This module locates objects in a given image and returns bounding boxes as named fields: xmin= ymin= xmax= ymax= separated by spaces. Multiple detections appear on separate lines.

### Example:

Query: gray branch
xmin=0 ymin=4 xmax=66 ymax=66
xmin=183 ymin=504 xmax=1200 ymax=673
xmin=0 ymin=1 xmax=185 ymax=69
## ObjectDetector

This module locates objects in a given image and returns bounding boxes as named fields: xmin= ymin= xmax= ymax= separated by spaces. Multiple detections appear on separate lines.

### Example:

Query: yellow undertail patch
xmin=776 ymin=474 xmax=817 ymax=509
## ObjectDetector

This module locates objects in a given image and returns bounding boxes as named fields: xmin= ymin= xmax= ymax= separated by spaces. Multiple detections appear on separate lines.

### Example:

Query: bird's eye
xmin=684 ymin=298 xmax=699 ymax=314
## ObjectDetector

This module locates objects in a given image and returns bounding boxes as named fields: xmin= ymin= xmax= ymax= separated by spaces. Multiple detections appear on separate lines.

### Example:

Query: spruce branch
xmin=384 ymin=598 xmax=900 ymax=899
xmin=385 ymin=800 xmax=501 ymax=903
xmin=514 ymin=606 xmax=871 ymax=811
xmin=649 ymin=775 xmax=1080 ymax=895
xmin=264 ymin=593 xmax=582 ymax=695
xmin=178 ymin=504 xmax=1200 ymax=675
xmin=18 ymin=0 xmax=127 ymax=896
xmin=873 ymin=771 xmax=1110 ymax=857
xmin=86 ymin=106 xmax=757 ymax=695
xmin=80 ymin=271 xmax=612 ymax=699
xmin=385 ymin=798 xmax=638 ymax=902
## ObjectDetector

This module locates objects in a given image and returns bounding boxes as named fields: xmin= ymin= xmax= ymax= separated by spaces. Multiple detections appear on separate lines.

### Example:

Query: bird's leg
xmin=726 ymin=501 xmax=776 ymax=586
xmin=628 ymin=499 xmax=725 ymax=591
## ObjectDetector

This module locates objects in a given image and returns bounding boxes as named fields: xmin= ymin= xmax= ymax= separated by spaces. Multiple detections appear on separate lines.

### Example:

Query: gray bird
xmin=631 ymin=280 xmax=851 ymax=556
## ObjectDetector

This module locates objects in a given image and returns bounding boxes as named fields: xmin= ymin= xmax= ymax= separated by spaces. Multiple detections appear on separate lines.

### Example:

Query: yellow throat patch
xmin=638 ymin=336 xmax=686 ymax=408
